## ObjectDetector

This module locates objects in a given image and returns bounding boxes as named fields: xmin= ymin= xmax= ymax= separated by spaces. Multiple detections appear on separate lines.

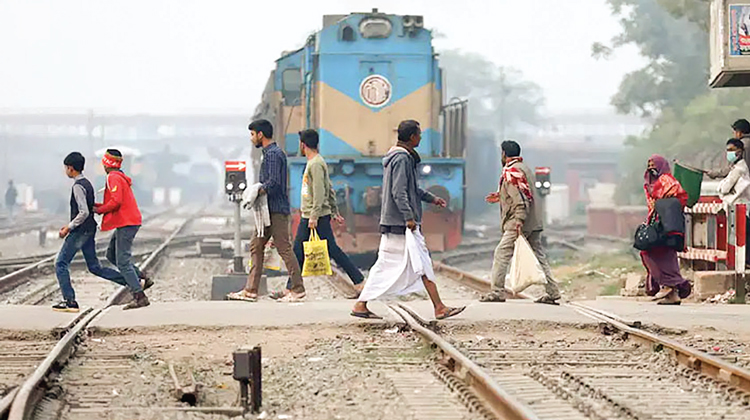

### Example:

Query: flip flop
xmin=436 ymin=306 xmax=466 ymax=320
xmin=226 ymin=291 xmax=258 ymax=302
xmin=350 ymin=310 xmax=383 ymax=319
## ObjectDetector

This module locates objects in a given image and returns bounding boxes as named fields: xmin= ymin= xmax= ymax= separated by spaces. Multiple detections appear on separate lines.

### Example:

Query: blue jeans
xmin=106 ymin=225 xmax=143 ymax=294
xmin=286 ymin=215 xmax=364 ymax=289
xmin=55 ymin=229 xmax=126 ymax=302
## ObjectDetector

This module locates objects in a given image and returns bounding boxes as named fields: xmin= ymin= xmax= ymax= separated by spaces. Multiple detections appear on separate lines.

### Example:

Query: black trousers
xmin=286 ymin=215 xmax=364 ymax=288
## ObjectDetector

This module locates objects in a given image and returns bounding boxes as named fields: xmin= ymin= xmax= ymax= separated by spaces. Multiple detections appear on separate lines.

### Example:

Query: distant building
xmin=522 ymin=110 xmax=650 ymax=214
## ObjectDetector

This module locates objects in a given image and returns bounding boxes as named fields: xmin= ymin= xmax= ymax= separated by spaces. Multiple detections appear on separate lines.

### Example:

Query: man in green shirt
xmin=272 ymin=129 xmax=365 ymax=298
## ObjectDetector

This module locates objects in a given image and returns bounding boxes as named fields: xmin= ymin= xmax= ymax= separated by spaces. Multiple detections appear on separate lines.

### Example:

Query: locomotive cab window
xmin=359 ymin=18 xmax=391 ymax=38
xmin=282 ymin=68 xmax=302 ymax=106
xmin=341 ymin=25 xmax=355 ymax=41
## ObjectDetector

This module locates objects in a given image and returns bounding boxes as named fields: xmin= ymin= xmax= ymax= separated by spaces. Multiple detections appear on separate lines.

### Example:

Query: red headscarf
xmin=644 ymin=154 xmax=687 ymax=218
xmin=102 ymin=152 xmax=122 ymax=169
xmin=500 ymin=157 xmax=534 ymax=203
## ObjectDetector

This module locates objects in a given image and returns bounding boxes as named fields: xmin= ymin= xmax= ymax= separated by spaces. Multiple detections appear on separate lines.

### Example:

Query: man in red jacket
xmin=95 ymin=149 xmax=150 ymax=310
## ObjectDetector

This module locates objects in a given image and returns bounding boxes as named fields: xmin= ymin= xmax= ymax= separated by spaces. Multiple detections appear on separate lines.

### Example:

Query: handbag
xmin=633 ymin=217 xmax=662 ymax=251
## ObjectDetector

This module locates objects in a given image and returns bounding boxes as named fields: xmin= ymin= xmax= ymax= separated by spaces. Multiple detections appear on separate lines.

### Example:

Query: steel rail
xmin=6 ymin=217 xmax=193 ymax=420
xmin=388 ymin=303 xmax=541 ymax=420
xmin=0 ymin=212 xmax=197 ymax=297
xmin=432 ymin=260 xmax=528 ymax=299
xmin=435 ymin=258 xmax=750 ymax=395
xmin=569 ymin=302 xmax=750 ymax=394
xmin=0 ymin=255 xmax=57 ymax=295
xmin=106 ymin=220 xmax=190 ymax=307
xmin=7 ymin=309 xmax=100 ymax=420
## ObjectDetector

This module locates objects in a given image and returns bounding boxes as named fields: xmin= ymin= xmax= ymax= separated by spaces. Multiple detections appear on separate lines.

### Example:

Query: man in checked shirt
xmin=227 ymin=119 xmax=306 ymax=303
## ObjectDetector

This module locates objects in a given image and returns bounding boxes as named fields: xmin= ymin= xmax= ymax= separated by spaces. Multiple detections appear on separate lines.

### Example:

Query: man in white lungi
xmin=351 ymin=120 xmax=466 ymax=320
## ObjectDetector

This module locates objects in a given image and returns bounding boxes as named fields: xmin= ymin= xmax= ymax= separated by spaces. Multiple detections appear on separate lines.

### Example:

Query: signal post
xmin=225 ymin=161 xmax=248 ymax=273
xmin=535 ymin=167 xmax=551 ymax=246
xmin=210 ymin=160 xmax=268 ymax=300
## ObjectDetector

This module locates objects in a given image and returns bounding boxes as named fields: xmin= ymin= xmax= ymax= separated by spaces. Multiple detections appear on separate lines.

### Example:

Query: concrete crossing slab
xmin=0 ymin=304 xmax=85 ymax=331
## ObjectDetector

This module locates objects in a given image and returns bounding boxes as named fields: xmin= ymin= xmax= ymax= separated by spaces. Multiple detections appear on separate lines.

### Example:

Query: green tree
xmin=438 ymin=49 xmax=545 ymax=140
xmin=594 ymin=0 xmax=710 ymax=116
xmin=600 ymin=0 xmax=750 ymax=203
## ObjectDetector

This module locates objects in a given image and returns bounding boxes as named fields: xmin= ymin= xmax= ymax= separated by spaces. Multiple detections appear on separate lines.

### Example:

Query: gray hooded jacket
xmin=380 ymin=146 xmax=436 ymax=231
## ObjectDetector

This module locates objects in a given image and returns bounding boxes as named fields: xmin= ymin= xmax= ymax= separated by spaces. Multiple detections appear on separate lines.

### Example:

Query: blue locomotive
xmin=253 ymin=9 xmax=467 ymax=253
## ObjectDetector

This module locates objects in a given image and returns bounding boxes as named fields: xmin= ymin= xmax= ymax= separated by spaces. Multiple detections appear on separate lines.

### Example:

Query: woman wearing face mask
xmin=641 ymin=155 xmax=691 ymax=305
xmin=706 ymin=139 xmax=750 ymax=209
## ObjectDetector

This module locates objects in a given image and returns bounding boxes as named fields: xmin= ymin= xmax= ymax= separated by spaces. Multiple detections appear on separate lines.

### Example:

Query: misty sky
xmin=0 ymin=0 xmax=645 ymax=114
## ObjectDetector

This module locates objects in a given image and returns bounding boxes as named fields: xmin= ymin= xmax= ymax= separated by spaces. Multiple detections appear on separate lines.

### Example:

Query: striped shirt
xmin=260 ymin=142 xmax=290 ymax=215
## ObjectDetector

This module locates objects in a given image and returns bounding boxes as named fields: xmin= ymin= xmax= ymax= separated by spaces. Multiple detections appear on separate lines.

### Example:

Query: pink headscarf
xmin=644 ymin=154 xmax=670 ymax=193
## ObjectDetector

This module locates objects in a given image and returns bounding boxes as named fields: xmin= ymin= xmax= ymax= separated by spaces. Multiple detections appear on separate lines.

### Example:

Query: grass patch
xmin=600 ymin=282 xmax=622 ymax=296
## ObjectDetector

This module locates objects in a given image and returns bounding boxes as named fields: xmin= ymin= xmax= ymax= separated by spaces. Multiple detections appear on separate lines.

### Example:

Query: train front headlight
xmin=421 ymin=165 xmax=432 ymax=175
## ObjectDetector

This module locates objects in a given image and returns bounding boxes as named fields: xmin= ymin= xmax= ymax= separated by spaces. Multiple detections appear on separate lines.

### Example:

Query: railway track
xmin=0 ymin=208 xmax=229 ymax=301
xmin=6 ymin=223 xmax=747 ymax=419
xmin=0 ymin=213 xmax=195 ymax=420
xmin=0 ymin=216 xmax=62 ymax=241
xmin=418 ymin=259 xmax=750 ymax=419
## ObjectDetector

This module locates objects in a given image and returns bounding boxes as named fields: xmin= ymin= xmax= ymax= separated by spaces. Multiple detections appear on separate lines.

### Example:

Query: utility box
xmin=710 ymin=0 xmax=750 ymax=87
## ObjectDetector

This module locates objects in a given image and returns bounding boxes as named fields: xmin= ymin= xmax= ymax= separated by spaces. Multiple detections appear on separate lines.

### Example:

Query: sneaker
xmin=124 ymin=292 xmax=150 ymax=310
xmin=52 ymin=300 xmax=80 ymax=313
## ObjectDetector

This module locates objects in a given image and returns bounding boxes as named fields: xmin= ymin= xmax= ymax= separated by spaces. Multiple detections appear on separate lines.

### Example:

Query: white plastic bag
xmin=506 ymin=235 xmax=547 ymax=293
xmin=248 ymin=243 xmax=285 ymax=272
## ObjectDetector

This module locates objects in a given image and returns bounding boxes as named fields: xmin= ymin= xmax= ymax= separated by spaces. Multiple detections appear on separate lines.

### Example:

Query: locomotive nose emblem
xmin=359 ymin=75 xmax=392 ymax=108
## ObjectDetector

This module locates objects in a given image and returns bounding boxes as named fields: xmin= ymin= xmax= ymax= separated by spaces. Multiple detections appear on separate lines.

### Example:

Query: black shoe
xmin=142 ymin=278 xmax=155 ymax=290
xmin=52 ymin=300 xmax=80 ymax=313
xmin=124 ymin=292 xmax=150 ymax=310
xmin=535 ymin=295 xmax=560 ymax=306
xmin=479 ymin=291 xmax=507 ymax=302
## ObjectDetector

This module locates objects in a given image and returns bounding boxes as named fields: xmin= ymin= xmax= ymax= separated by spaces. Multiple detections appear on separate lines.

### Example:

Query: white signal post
xmin=535 ymin=167 xmax=551 ymax=234
xmin=225 ymin=161 xmax=247 ymax=273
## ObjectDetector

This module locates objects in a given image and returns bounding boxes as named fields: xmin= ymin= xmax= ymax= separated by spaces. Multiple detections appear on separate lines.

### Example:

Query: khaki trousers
xmin=490 ymin=230 xmax=560 ymax=299
xmin=244 ymin=213 xmax=305 ymax=294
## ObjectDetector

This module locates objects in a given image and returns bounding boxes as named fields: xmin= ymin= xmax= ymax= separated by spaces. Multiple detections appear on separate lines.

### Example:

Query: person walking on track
xmin=227 ymin=119 xmax=306 ymax=303
xmin=351 ymin=120 xmax=465 ymax=320
xmin=270 ymin=129 xmax=365 ymax=300
xmin=95 ymin=149 xmax=152 ymax=310
xmin=481 ymin=140 xmax=561 ymax=304
xmin=52 ymin=152 xmax=148 ymax=312
xmin=5 ymin=180 xmax=17 ymax=219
